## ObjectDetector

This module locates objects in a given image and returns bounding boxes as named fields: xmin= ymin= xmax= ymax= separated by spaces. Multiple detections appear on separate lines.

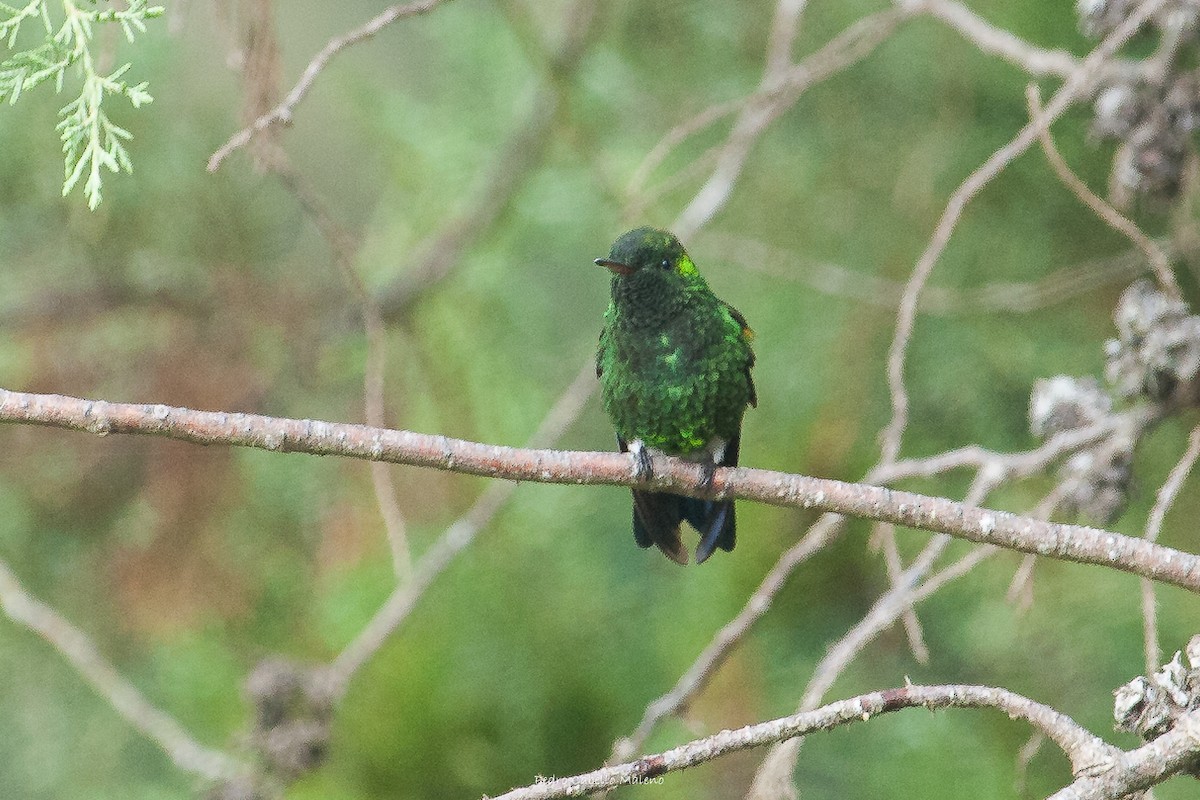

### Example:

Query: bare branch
xmin=1141 ymin=575 xmax=1162 ymax=677
xmin=626 ymin=98 xmax=743 ymax=204
xmin=1047 ymin=709 xmax=1200 ymax=800
xmin=1027 ymin=83 xmax=1181 ymax=299
xmin=376 ymin=93 xmax=556 ymax=318
xmin=496 ymin=684 xmax=1113 ymax=800
xmin=878 ymin=0 xmax=1167 ymax=464
xmin=2 ymin=388 xmax=1197 ymax=590
xmin=860 ymin=453 xmax=1019 ymax=672
xmin=0 ymin=559 xmax=249 ymax=782
xmin=1005 ymin=486 xmax=1073 ymax=611
xmin=747 ymin=547 xmax=999 ymax=799
xmin=635 ymin=0 xmax=1145 ymax=224
xmin=1016 ymin=731 xmax=1047 ymax=794
xmin=207 ymin=0 xmax=456 ymax=172
xmin=805 ymin=533 xmax=956 ymax=700
xmin=803 ymin=489 xmax=1063 ymax=713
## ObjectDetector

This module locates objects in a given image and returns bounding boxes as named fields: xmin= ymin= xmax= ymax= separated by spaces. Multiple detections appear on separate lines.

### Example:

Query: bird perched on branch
xmin=595 ymin=227 xmax=756 ymax=564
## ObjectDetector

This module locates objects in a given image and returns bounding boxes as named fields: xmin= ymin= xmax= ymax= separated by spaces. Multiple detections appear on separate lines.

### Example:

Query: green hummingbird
xmin=594 ymin=227 xmax=756 ymax=565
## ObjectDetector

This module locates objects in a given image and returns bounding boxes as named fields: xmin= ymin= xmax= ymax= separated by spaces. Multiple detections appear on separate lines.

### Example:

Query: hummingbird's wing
xmin=618 ymin=436 xmax=689 ymax=565
xmin=596 ymin=328 xmax=606 ymax=378
xmin=722 ymin=302 xmax=757 ymax=408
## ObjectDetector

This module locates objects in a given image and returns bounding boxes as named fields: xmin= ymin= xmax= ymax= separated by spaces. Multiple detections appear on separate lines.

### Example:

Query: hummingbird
xmin=594 ymin=227 xmax=756 ymax=564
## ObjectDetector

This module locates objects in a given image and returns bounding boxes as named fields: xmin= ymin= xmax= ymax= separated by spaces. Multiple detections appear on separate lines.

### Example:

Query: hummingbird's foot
xmin=629 ymin=439 xmax=654 ymax=483
xmin=698 ymin=458 xmax=717 ymax=497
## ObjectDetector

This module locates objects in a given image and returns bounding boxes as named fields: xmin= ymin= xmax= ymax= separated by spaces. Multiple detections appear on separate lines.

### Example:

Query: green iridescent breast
xmin=598 ymin=299 xmax=754 ymax=455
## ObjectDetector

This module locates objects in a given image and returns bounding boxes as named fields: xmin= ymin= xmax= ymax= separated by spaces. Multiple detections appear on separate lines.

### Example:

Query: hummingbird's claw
xmin=629 ymin=440 xmax=654 ymax=483
xmin=698 ymin=458 xmax=717 ymax=497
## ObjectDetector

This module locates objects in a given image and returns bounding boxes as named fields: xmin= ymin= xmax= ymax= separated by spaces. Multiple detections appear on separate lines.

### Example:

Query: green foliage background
xmin=3 ymin=1 xmax=1200 ymax=798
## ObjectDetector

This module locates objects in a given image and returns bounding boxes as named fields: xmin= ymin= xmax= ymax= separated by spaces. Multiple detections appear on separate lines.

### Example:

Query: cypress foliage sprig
xmin=0 ymin=0 xmax=163 ymax=209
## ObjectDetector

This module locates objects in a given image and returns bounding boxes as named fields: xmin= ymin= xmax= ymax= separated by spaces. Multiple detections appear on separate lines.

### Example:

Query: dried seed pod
xmin=259 ymin=719 xmax=331 ymax=782
xmin=1092 ymin=82 xmax=1147 ymax=139
xmin=1078 ymin=0 xmax=1137 ymax=37
xmin=1079 ymin=0 xmax=1200 ymax=36
xmin=1111 ymin=113 xmax=1190 ymax=206
xmin=1029 ymin=376 xmax=1113 ymax=438
xmin=1163 ymin=71 xmax=1200 ymax=134
xmin=1114 ymin=644 xmax=1200 ymax=743
xmin=1187 ymin=634 xmax=1200 ymax=669
xmin=203 ymin=777 xmax=268 ymax=800
xmin=1105 ymin=280 xmax=1200 ymax=404
xmin=1058 ymin=433 xmax=1134 ymax=524
xmin=245 ymin=657 xmax=334 ymax=781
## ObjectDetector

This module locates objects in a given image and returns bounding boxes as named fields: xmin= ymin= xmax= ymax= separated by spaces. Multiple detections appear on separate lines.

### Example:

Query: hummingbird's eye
xmin=660 ymin=259 xmax=670 ymax=269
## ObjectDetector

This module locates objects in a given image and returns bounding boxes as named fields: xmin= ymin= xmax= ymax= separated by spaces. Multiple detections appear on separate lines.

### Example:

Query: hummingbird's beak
xmin=595 ymin=258 xmax=634 ymax=276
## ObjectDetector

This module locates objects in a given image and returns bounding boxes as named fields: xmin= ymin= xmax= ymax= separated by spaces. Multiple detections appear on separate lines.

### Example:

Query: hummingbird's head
xmin=595 ymin=227 xmax=699 ymax=281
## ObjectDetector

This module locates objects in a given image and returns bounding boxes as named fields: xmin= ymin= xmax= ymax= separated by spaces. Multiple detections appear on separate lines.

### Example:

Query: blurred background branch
xmin=0 ymin=558 xmax=248 ymax=783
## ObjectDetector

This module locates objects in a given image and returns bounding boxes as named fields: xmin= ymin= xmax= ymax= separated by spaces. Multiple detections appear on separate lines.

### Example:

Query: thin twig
xmin=610 ymin=512 xmax=844 ymax=763
xmin=324 ymin=361 xmax=596 ymax=697
xmin=630 ymin=0 xmax=1142 ymax=222
xmin=912 ymin=0 xmax=1080 ymax=78
xmin=376 ymin=0 xmax=600 ymax=318
xmin=0 ymin=559 xmax=249 ymax=782
xmin=1015 ymin=731 xmax=1047 ymax=795
xmin=208 ymin=0 xmax=456 ymax=172
xmin=376 ymin=91 xmax=557 ymax=318
xmin=626 ymin=97 xmax=744 ymax=203
xmin=765 ymin=0 xmax=808 ymax=76
xmin=745 ymin=548 xmax=1001 ymax=800
xmin=1005 ymin=485 xmax=1072 ymax=612
xmin=1142 ymin=424 xmax=1200 ymax=544
xmin=877 ymin=0 xmax=1167 ymax=465
xmin=876 ymin=412 xmax=1147 ymax=484
xmin=671 ymin=8 xmax=911 ymax=237
xmin=272 ymin=156 xmax=414 ymax=579
xmin=801 ymin=533 xmax=958 ymax=708
xmin=699 ymin=232 xmax=1152 ymax=315
xmin=1140 ymin=424 xmax=1200 ymax=674
xmin=495 ymin=684 xmax=1113 ymax=800
xmin=748 ymin=486 xmax=1064 ymax=800
xmin=613 ymin=425 xmax=1107 ymax=761
xmin=876 ymin=521 xmax=930 ymax=663
xmin=1027 ymin=83 xmax=1182 ymax=300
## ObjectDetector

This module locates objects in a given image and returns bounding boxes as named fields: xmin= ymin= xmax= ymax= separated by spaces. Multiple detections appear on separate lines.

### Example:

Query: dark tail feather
xmin=631 ymin=491 xmax=736 ymax=565
xmin=694 ymin=431 xmax=740 ymax=563
xmin=692 ymin=498 xmax=736 ymax=563
xmin=631 ymin=489 xmax=688 ymax=565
